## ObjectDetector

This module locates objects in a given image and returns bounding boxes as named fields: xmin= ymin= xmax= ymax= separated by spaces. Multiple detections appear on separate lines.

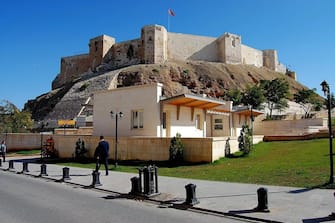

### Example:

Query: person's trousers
xmin=96 ymin=158 xmax=108 ymax=175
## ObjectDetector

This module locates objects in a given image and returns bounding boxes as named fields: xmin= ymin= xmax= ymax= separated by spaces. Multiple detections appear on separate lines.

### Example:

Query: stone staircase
xmin=43 ymin=69 xmax=120 ymax=127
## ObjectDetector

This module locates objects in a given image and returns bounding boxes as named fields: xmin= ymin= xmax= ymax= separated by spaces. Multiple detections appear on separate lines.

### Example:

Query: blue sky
xmin=1 ymin=0 xmax=334 ymax=109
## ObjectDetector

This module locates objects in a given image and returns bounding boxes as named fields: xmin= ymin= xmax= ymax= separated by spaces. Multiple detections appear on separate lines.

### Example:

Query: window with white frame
xmin=132 ymin=110 xmax=143 ymax=129
xmin=214 ymin=118 xmax=223 ymax=130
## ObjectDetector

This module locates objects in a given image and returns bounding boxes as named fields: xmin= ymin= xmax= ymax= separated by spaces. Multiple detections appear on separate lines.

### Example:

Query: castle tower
xmin=141 ymin=25 xmax=168 ymax=64
xmin=89 ymin=35 xmax=115 ymax=70
xmin=263 ymin=50 xmax=278 ymax=71
xmin=216 ymin=33 xmax=242 ymax=64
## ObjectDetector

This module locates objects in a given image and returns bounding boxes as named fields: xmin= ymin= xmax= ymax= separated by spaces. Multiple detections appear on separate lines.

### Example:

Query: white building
xmin=93 ymin=83 xmax=262 ymax=138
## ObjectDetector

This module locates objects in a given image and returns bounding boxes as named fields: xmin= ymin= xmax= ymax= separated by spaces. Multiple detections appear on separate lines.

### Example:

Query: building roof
xmin=161 ymin=94 xmax=230 ymax=112
xmin=233 ymin=106 xmax=263 ymax=116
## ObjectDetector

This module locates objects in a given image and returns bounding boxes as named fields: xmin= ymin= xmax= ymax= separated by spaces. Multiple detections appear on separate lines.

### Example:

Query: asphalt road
xmin=0 ymin=171 xmax=247 ymax=223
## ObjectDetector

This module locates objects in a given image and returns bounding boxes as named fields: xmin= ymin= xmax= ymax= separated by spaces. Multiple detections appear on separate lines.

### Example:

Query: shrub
xmin=224 ymin=137 xmax=231 ymax=157
xmin=169 ymin=133 xmax=184 ymax=163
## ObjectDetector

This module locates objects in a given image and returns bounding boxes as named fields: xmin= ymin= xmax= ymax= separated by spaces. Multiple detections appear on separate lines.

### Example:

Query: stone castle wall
xmin=52 ymin=24 xmax=289 ymax=90
xmin=241 ymin=45 xmax=263 ymax=67
xmin=168 ymin=33 xmax=218 ymax=62
xmin=104 ymin=39 xmax=143 ymax=68
xmin=52 ymin=54 xmax=91 ymax=89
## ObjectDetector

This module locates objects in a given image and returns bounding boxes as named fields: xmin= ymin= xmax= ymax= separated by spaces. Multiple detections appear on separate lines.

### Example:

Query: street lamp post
xmin=321 ymin=80 xmax=334 ymax=184
xmin=110 ymin=111 xmax=123 ymax=168
xmin=249 ymin=105 xmax=254 ymax=149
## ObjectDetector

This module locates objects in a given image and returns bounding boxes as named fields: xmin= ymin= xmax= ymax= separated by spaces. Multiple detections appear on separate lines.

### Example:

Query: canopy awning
xmin=161 ymin=94 xmax=229 ymax=111
xmin=161 ymin=94 xmax=231 ymax=120
xmin=233 ymin=108 xmax=263 ymax=116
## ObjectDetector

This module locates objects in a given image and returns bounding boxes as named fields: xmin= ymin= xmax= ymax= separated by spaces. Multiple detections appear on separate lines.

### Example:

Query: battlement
xmin=52 ymin=24 xmax=288 ymax=89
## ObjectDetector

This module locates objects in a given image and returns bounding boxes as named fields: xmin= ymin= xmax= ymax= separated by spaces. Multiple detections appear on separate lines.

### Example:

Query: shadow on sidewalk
xmin=228 ymin=209 xmax=259 ymax=214
xmin=303 ymin=215 xmax=335 ymax=223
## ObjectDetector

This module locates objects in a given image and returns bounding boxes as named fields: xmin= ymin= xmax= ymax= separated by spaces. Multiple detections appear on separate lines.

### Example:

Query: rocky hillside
xmin=24 ymin=60 xmax=307 ymax=123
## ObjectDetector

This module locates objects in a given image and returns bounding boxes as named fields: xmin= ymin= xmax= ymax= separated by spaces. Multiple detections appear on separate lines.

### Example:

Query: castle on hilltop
xmin=52 ymin=24 xmax=291 ymax=89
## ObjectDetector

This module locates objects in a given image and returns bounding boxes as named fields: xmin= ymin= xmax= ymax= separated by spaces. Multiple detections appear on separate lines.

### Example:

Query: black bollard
xmin=39 ymin=164 xmax=48 ymax=176
xmin=143 ymin=166 xmax=150 ymax=194
xmin=255 ymin=187 xmax=270 ymax=212
xmin=8 ymin=160 xmax=14 ymax=170
xmin=330 ymin=192 xmax=335 ymax=217
xmin=0 ymin=159 xmax=2 ymax=167
xmin=184 ymin=183 xmax=199 ymax=205
xmin=62 ymin=167 xmax=71 ymax=181
xmin=130 ymin=176 xmax=141 ymax=195
xmin=22 ymin=162 xmax=29 ymax=173
xmin=154 ymin=166 xmax=159 ymax=193
xmin=144 ymin=166 xmax=155 ymax=195
xmin=91 ymin=170 xmax=102 ymax=187
xmin=138 ymin=167 xmax=144 ymax=193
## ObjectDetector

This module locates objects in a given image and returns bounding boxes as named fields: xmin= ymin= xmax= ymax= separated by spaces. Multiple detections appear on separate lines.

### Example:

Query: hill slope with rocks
xmin=24 ymin=60 xmax=307 ymax=124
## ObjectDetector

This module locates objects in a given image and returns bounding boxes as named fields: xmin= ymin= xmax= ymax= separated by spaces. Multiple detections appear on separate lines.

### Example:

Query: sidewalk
xmin=1 ymin=156 xmax=335 ymax=223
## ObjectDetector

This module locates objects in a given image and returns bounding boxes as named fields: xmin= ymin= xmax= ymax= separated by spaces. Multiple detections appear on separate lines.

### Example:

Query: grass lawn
xmin=8 ymin=149 xmax=41 ymax=156
xmin=60 ymin=138 xmax=331 ymax=188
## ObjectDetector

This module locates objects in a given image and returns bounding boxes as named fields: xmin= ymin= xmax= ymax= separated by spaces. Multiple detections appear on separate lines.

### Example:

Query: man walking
xmin=94 ymin=136 xmax=109 ymax=175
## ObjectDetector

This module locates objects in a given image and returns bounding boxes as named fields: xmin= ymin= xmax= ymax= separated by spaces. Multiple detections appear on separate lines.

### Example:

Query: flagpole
xmin=167 ymin=10 xmax=170 ymax=31
xmin=167 ymin=9 xmax=175 ymax=32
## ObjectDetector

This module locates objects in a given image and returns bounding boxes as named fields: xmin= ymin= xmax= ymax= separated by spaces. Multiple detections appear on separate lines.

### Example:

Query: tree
xmin=260 ymin=78 xmax=289 ymax=119
xmin=293 ymin=88 xmax=323 ymax=118
xmin=225 ymin=89 xmax=243 ymax=106
xmin=0 ymin=100 xmax=33 ymax=133
xmin=241 ymin=85 xmax=265 ymax=109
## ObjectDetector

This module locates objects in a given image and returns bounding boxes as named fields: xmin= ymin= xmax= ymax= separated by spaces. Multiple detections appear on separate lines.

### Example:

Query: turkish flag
xmin=168 ymin=9 xmax=175 ymax=16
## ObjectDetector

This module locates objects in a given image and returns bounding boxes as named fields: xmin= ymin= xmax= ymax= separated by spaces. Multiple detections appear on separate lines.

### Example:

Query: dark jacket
xmin=94 ymin=140 xmax=109 ymax=159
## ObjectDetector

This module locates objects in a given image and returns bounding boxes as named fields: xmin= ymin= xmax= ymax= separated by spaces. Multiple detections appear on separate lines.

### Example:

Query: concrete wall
xmin=2 ymin=133 xmax=264 ymax=162
xmin=168 ymin=33 xmax=218 ymax=62
xmin=93 ymin=83 xmax=163 ymax=137
xmin=1 ymin=133 xmax=52 ymax=151
xmin=53 ymin=136 xmax=217 ymax=162
xmin=253 ymin=118 xmax=327 ymax=136
xmin=212 ymin=135 xmax=263 ymax=160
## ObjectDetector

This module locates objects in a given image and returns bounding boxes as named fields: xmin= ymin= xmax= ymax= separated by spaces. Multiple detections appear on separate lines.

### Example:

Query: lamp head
xmin=321 ymin=80 xmax=329 ymax=95
xmin=110 ymin=110 xmax=123 ymax=118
